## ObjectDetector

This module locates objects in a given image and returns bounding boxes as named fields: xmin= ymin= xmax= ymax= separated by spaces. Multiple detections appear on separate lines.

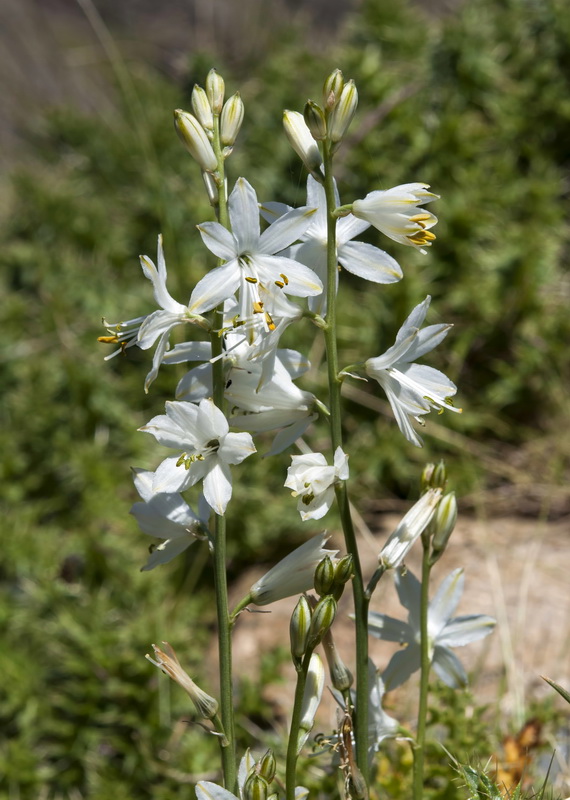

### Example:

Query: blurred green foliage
xmin=1 ymin=0 xmax=569 ymax=795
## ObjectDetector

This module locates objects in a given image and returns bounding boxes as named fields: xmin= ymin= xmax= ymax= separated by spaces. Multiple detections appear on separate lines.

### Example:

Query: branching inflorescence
xmin=100 ymin=68 xmax=495 ymax=800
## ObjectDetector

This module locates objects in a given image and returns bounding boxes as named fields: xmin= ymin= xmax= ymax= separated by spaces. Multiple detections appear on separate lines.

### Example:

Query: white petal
xmin=255 ymin=255 xmax=322 ymax=297
xmin=368 ymin=612 xmax=412 ymax=644
xmin=140 ymin=412 xmax=186 ymax=450
xmin=403 ymin=323 xmax=453 ymax=362
xmin=229 ymin=178 xmax=261 ymax=252
xmin=259 ymin=200 xmax=291 ymax=224
xmin=141 ymin=535 xmax=195 ymax=571
xmin=162 ymin=341 xmax=212 ymax=365
xmin=259 ymin=206 xmax=317 ymax=254
xmin=396 ymin=296 xmax=431 ymax=343
xmin=151 ymin=456 xmax=195 ymax=493
xmin=432 ymin=645 xmax=468 ymax=688
xmin=203 ymin=460 xmax=233 ymax=515
xmin=437 ymin=614 xmax=496 ymax=648
xmin=264 ymin=413 xmax=316 ymax=456
xmin=197 ymin=221 xmax=237 ymax=261
xmin=218 ymin=432 xmax=256 ymax=465
xmin=196 ymin=782 xmax=238 ymax=800
xmin=398 ymin=363 xmax=458 ymax=406
xmin=429 ymin=569 xmax=464 ymax=635
xmin=336 ymin=213 xmax=370 ymax=243
xmin=338 ymin=241 xmax=402 ymax=283
xmin=395 ymin=568 xmax=422 ymax=618
xmin=188 ymin=261 xmax=240 ymax=314
xmin=175 ymin=363 xmax=212 ymax=402
xmin=382 ymin=644 xmax=421 ymax=690
xmin=366 ymin=330 xmax=418 ymax=373
xmin=197 ymin=398 xmax=229 ymax=441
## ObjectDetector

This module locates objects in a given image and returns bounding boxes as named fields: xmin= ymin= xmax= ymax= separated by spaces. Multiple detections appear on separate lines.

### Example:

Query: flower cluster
xmin=99 ymin=67 xmax=487 ymax=800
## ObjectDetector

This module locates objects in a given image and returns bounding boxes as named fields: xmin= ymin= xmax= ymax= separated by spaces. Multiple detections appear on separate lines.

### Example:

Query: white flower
xmin=99 ymin=235 xmax=206 ymax=391
xmin=130 ymin=468 xmax=210 ymax=571
xmin=368 ymin=568 xmax=496 ymax=690
xmin=249 ymin=531 xmax=338 ymax=605
xmin=365 ymin=295 xmax=460 ymax=447
xmin=285 ymin=447 xmax=349 ymax=520
xmin=283 ymin=177 xmax=403 ymax=315
xmin=197 ymin=755 xmax=308 ymax=800
xmin=139 ymin=397 xmax=256 ymax=515
xmin=352 ymin=183 xmax=438 ymax=253
xmin=188 ymin=177 xmax=322 ymax=315
xmin=379 ymin=488 xmax=441 ymax=569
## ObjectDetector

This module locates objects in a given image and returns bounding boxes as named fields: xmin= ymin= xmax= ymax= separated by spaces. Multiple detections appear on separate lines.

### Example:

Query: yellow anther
xmin=245 ymin=276 xmax=258 ymax=284
xmin=265 ymin=311 xmax=276 ymax=331
xmin=252 ymin=301 xmax=264 ymax=314
xmin=409 ymin=213 xmax=432 ymax=223
xmin=279 ymin=273 xmax=289 ymax=285
xmin=98 ymin=335 xmax=119 ymax=344
xmin=274 ymin=280 xmax=285 ymax=288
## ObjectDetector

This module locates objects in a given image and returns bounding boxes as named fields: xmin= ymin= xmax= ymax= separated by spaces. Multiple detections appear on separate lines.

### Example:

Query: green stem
xmin=322 ymin=143 xmax=369 ymax=783
xmin=210 ymin=115 xmax=236 ymax=792
xmin=285 ymin=652 xmax=312 ymax=800
xmin=413 ymin=541 xmax=433 ymax=800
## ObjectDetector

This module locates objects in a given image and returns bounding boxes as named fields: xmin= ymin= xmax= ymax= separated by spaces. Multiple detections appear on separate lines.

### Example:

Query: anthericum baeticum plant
xmin=99 ymin=67 xmax=494 ymax=800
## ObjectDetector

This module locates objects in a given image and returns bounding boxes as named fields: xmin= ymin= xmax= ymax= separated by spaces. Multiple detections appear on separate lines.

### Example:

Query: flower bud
xmin=290 ymin=595 xmax=312 ymax=660
xmin=304 ymin=100 xmax=327 ymax=141
xmin=283 ymin=110 xmax=323 ymax=175
xmin=379 ymin=489 xmax=441 ymax=570
xmin=328 ymin=80 xmax=358 ymax=145
xmin=307 ymin=596 xmax=337 ymax=650
xmin=421 ymin=462 xmax=436 ymax=491
xmin=322 ymin=628 xmax=353 ymax=691
xmin=244 ymin=773 xmax=268 ymax=800
xmin=258 ymin=750 xmax=276 ymax=783
xmin=191 ymin=85 xmax=213 ymax=131
xmin=323 ymin=68 xmax=344 ymax=111
xmin=206 ymin=68 xmax=225 ymax=115
xmin=297 ymin=653 xmax=325 ymax=753
xmin=314 ymin=555 xmax=335 ymax=596
xmin=431 ymin=491 xmax=457 ymax=558
xmin=333 ymin=554 xmax=354 ymax=586
xmin=146 ymin=642 xmax=218 ymax=719
xmin=174 ymin=110 xmax=218 ymax=172
xmin=220 ymin=92 xmax=244 ymax=147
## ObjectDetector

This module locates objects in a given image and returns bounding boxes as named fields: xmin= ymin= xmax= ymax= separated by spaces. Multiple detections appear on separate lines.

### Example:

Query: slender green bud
xmin=283 ymin=110 xmax=323 ymax=175
xmin=328 ymin=80 xmax=358 ymax=145
xmin=421 ymin=462 xmax=436 ymax=491
xmin=314 ymin=555 xmax=335 ymax=596
xmin=304 ymin=100 xmax=327 ymax=141
xmin=220 ymin=92 xmax=244 ymax=147
xmin=307 ymin=595 xmax=337 ymax=650
xmin=323 ymin=68 xmax=344 ymax=111
xmin=191 ymin=85 xmax=213 ymax=131
xmin=258 ymin=750 xmax=276 ymax=783
xmin=244 ymin=774 xmax=268 ymax=800
xmin=206 ymin=68 xmax=225 ymax=115
xmin=432 ymin=460 xmax=447 ymax=490
xmin=334 ymin=554 xmax=354 ymax=586
xmin=431 ymin=491 xmax=458 ymax=558
xmin=174 ymin=110 xmax=218 ymax=172
xmin=297 ymin=653 xmax=325 ymax=753
xmin=146 ymin=642 xmax=218 ymax=719
xmin=290 ymin=595 xmax=312 ymax=660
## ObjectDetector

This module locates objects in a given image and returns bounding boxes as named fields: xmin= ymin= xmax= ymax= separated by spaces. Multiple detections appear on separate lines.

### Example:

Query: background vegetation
xmin=1 ymin=0 xmax=569 ymax=796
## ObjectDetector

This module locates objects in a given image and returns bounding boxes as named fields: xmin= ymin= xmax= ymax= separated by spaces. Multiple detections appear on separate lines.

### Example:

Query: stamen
xmin=274 ymin=280 xmax=285 ymax=288
xmin=279 ymin=273 xmax=289 ymax=285
xmin=98 ymin=335 xmax=119 ymax=344
xmin=245 ymin=276 xmax=258 ymax=284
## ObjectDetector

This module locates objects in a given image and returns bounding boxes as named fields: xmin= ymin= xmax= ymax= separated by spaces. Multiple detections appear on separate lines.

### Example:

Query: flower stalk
xmin=412 ymin=539 xmax=433 ymax=800
xmin=210 ymin=106 xmax=236 ymax=793
xmin=322 ymin=140 xmax=369 ymax=783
